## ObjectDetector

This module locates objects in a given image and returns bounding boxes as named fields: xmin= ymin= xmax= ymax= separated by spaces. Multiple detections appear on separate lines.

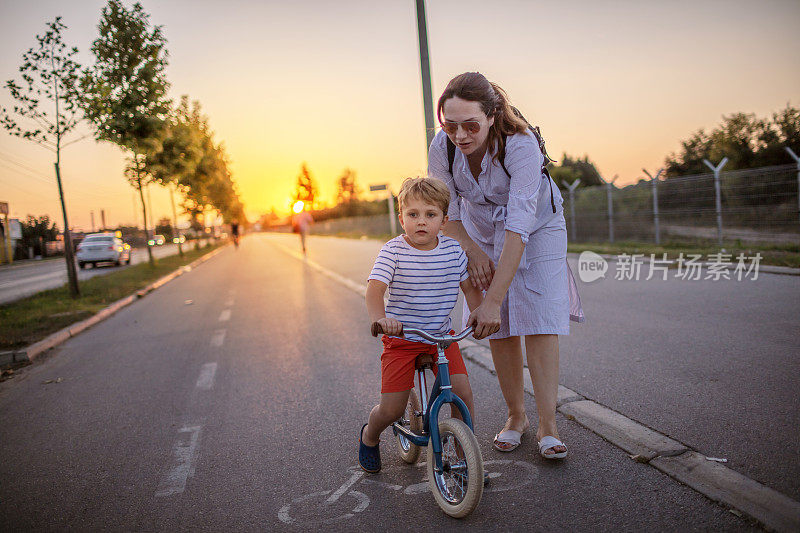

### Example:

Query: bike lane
xmin=253 ymin=233 xmax=753 ymax=531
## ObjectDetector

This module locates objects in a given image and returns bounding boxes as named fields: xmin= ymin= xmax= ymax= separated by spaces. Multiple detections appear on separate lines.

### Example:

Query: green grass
xmin=318 ymin=232 xmax=799 ymax=269
xmin=0 ymin=242 xmax=221 ymax=352
xmin=567 ymin=240 xmax=800 ymax=268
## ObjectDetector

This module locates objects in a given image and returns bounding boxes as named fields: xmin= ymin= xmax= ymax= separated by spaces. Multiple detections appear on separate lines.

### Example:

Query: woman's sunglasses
xmin=440 ymin=120 xmax=481 ymax=135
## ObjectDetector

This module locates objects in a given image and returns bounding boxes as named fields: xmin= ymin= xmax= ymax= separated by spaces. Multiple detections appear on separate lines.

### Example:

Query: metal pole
xmin=643 ymin=168 xmax=663 ymax=245
xmin=415 ymin=0 xmax=436 ymax=155
xmin=703 ymin=157 xmax=728 ymax=248
xmin=90 ymin=211 xmax=95 ymax=233
xmin=566 ymin=179 xmax=581 ymax=241
xmin=2 ymin=213 xmax=11 ymax=264
xmin=101 ymin=209 xmax=106 ymax=231
xmin=600 ymin=174 xmax=618 ymax=243
xmin=786 ymin=147 xmax=800 ymax=226
xmin=388 ymin=191 xmax=397 ymax=235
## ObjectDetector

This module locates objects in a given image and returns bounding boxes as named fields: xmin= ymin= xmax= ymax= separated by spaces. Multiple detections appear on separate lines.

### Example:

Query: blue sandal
xmin=358 ymin=423 xmax=381 ymax=473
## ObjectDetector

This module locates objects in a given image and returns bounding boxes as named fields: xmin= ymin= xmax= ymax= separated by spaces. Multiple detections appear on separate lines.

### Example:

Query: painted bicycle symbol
xmin=277 ymin=459 xmax=537 ymax=526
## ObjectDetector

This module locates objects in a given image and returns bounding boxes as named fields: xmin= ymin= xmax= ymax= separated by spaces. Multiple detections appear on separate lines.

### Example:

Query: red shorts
xmin=380 ymin=333 xmax=468 ymax=394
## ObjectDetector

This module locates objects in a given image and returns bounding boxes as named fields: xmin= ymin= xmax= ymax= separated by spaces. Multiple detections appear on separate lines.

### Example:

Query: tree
xmin=80 ymin=0 xmax=171 ymax=266
xmin=293 ymin=163 xmax=318 ymax=208
xmin=336 ymin=168 xmax=360 ymax=204
xmin=664 ymin=105 xmax=800 ymax=176
xmin=154 ymin=216 xmax=173 ymax=240
xmin=20 ymin=215 xmax=59 ymax=258
xmin=147 ymin=96 xmax=204 ymax=255
xmin=550 ymin=154 xmax=603 ymax=188
xmin=0 ymin=17 xmax=83 ymax=296
xmin=335 ymin=168 xmax=362 ymax=216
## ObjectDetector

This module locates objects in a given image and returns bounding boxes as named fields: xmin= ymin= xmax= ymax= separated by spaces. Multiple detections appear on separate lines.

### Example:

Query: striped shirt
xmin=368 ymin=235 xmax=468 ymax=344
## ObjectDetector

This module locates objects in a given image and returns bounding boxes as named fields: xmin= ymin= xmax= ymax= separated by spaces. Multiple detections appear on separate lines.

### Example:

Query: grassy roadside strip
xmin=566 ymin=240 xmax=800 ymax=268
xmin=313 ymin=231 xmax=800 ymax=268
xmin=0 ymin=242 xmax=221 ymax=354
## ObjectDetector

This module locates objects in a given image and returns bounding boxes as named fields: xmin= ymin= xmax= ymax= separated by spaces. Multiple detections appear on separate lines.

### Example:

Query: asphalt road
xmin=0 ymin=234 xmax=762 ymax=531
xmin=265 ymin=233 xmax=800 ymax=501
xmin=0 ymin=241 xmax=208 ymax=304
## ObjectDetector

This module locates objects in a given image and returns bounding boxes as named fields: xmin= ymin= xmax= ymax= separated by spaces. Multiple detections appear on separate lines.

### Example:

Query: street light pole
xmin=415 ymin=0 xmax=436 ymax=156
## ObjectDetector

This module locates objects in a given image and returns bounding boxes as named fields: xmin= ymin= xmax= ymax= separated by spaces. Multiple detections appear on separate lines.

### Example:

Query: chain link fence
xmin=563 ymin=163 xmax=800 ymax=246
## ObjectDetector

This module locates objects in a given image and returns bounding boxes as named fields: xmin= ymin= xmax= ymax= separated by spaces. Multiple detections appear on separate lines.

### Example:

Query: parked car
xmin=76 ymin=233 xmax=132 ymax=269
xmin=148 ymin=234 xmax=166 ymax=246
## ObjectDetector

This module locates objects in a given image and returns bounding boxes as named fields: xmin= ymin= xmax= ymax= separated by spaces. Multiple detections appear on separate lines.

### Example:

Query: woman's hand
xmin=467 ymin=300 xmax=501 ymax=340
xmin=377 ymin=317 xmax=403 ymax=337
xmin=465 ymin=245 xmax=495 ymax=291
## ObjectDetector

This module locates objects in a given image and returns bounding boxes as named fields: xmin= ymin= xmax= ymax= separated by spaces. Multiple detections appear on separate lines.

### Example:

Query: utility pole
xmin=415 ymin=0 xmax=436 ymax=156
xmin=1 ymin=202 xmax=11 ymax=264
xmin=370 ymin=184 xmax=397 ymax=235
xmin=101 ymin=209 xmax=106 ymax=231
xmin=90 ymin=211 xmax=95 ymax=232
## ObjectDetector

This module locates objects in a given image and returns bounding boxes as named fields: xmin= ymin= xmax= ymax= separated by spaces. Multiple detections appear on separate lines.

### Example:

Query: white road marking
xmin=403 ymin=481 xmax=430 ymax=495
xmin=224 ymin=297 xmax=235 ymax=307
xmin=218 ymin=309 xmax=231 ymax=322
xmin=196 ymin=363 xmax=218 ymax=390
xmin=360 ymin=478 xmax=402 ymax=490
xmin=278 ymin=489 xmax=369 ymax=525
xmin=325 ymin=471 xmax=363 ymax=504
xmin=155 ymin=425 xmax=202 ymax=497
xmin=210 ymin=329 xmax=226 ymax=347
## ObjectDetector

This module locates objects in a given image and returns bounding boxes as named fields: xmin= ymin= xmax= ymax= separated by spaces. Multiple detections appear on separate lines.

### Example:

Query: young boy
xmin=358 ymin=177 xmax=485 ymax=473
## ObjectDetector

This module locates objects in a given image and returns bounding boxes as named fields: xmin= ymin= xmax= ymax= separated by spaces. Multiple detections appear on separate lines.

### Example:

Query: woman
xmin=429 ymin=72 xmax=584 ymax=459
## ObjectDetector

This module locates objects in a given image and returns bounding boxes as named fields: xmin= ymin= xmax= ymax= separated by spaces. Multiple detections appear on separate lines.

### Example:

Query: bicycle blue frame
xmin=391 ymin=343 xmax=473 ymax=473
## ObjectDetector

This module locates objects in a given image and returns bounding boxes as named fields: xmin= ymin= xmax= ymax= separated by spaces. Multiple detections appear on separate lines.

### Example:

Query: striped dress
xmin=368 ymin=235 xmax=469 ymax=344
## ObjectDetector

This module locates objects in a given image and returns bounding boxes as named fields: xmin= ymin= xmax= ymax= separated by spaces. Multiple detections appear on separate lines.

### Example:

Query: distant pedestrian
xmin=231 ymin=219 xmax=240 ymax=248
xmin=291 ymin=202 xmax=313 ymax=254
xmin=429 ymin=72 xmax=584 ymax=459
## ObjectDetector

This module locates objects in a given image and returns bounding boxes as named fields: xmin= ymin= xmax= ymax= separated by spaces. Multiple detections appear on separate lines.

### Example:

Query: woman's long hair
xmin=436 ymin=72 xmax=529 ymax=163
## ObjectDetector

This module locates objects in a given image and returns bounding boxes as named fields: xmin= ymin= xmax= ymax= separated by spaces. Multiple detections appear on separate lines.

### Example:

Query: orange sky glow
xmin=1 ymin=0 xmax=798 ymax=230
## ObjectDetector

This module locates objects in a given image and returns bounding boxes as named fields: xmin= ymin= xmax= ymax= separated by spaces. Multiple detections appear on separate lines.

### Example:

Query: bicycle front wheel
xmin=395 ymin=388 xmax=423 ymax=464
xmin=426 ymin=417 xmax=483 ymax=518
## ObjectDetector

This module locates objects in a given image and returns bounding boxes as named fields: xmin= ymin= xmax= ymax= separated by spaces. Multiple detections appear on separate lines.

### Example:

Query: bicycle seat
xmin=415 ymin=354 xmax=435 ymax=369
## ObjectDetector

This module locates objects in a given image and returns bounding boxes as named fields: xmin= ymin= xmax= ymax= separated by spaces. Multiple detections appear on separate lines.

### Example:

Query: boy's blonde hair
xmin=397 ymin=177 xmax=450 ymax=215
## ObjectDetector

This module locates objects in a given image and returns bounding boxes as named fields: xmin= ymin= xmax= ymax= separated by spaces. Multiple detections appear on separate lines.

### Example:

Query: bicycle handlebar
xmin=370 ymin=322 xmax=475 ymax=343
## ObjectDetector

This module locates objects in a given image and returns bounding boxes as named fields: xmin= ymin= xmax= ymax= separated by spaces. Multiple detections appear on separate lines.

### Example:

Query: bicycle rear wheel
xmin=426 ymin=417 xmax=483 ymax=518
xmin=395 ymin=388 xmax=423 ymax=464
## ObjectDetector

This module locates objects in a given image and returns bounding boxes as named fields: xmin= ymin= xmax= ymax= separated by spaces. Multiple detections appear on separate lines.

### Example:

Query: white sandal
xmin=538 ymin=436 xmax=568 ymax=459
xmin=492 ymin=421 xmax=530 ymax=452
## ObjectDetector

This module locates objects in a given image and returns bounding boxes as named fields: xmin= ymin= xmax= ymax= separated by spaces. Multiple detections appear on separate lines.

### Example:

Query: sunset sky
xmin=1 ymin=0 xmax=798 ymax=230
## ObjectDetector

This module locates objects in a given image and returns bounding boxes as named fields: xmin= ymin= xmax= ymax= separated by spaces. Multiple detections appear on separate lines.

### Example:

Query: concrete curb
xmin=651 ymin=451 xmax=800 ymax=533
xmin=267 ymin=236 xmax=800 ymax=531
xmin=11 ymin=244 xmax=226 ymax=363
xmin=460 ymin=339 xmax=800 ymax=532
